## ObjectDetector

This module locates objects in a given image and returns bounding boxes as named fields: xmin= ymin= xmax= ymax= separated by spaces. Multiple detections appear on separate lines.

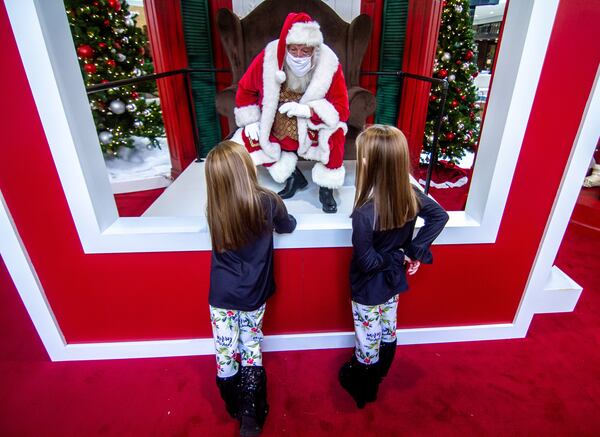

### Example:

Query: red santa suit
xmin=231 ymin=13 xmax=349 ymax=189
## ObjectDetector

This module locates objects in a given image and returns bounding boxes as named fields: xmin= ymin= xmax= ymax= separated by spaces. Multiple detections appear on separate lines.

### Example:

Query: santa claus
xmin=230 ymin=12 xmax=349 ymax=213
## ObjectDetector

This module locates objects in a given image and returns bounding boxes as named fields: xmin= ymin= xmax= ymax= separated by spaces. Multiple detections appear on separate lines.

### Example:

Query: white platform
xmin=144 ymin=160 xmax=359 ymax=218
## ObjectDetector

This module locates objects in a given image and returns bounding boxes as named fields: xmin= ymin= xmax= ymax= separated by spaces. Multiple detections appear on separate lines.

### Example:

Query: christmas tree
xmin=65 ymin=0 xmax=164 ymax=156
xmin=424 ymin=0 xmax=481 ymax=165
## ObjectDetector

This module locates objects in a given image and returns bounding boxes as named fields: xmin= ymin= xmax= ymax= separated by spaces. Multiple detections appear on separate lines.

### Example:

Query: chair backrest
xmin=217 ymin=0 xmax=372 ymax=87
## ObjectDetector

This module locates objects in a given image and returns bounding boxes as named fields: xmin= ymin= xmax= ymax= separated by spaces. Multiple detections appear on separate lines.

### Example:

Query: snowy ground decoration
xmin=104 ymin=136 xmax=172 ymax=194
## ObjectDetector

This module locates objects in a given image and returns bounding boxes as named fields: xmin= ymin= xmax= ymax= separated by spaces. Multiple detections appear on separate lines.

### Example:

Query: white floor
xmin=143 ymin=160 xmax=359 ymax=218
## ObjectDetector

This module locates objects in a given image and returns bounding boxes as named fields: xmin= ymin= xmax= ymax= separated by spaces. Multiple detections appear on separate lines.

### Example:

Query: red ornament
xmin=101 ymin=80 xmax=110 ymax=84
xmin=461 ymin=95 xmax=467 ymax=101
xmin=113 ymin=41 xmax=122 ymax=50
xmin=430 ymin=94 xmax=437 ymax=102
xmin=93 ymin=1 xmax=99 ymax=5
xmin=469 ymin=103 xmax=475 ymax=108
xmin=106 ymin=59 xmax=116 ymax=68
xmin=456 ymin=60 xmax=462 ymax=65
xmin=83 ymin=63 xmax=96 ymax=74
xmin=77 ymin=44 xmax=94 ymax=59
xmin=464 ymin=50 xmax=474 ymax=61
xmin=98 ymin=42 xmax=107 ymax=49
xmin=107 ymin=0 xmax=121 ymax=11
xmin=445 ymin=132 xmax=455 ymax=141
xmin=472 ymin=71 xmax=479 ymax=78
xmin=469 ymin=111 xmax=475 ymax=119
xmin=139 ymin=47 xmax=145 ymax=56
xmin=438 ymin=69 xmax=448 ymax=79
xmin=103 ymin=19 xmax=110 ymax=27
xmin=131 ymin=91 xmax=139 ymax=99
xmin=140 ymin=59 xmax=145 ymax=65
xmin=451 ymin=99 xmax=459 ymax=108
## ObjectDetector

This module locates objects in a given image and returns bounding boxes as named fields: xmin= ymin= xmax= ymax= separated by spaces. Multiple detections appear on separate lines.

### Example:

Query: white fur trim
xmin=234 ymin=104 xmax=261 ymax=127
xmin=231 ymin=127 xmax=244 ymax=144
xmin=286 ymin=22 xmax=324 ymax=47
xmin=298 ymin=122 xmax=347 ymax=165
xmin=312 ymin=162 xmax=345 ymax=189
xmin=299 ymin=45 xmax=339 ymax=103
xmin=308 ymin=98 xmax=339 ymax=127
xmin=250 ymin=149 xmax=277 ymax=166
xmin=259 ymin=40 xmax=284 ymax=159
xmin=275 ymin=70 xmax=287 ymax=84
xmin=231 ymin=127 xmax=277 ymax=166
xmin=267 ymin=151 xmax=297 ymax=183
xmin=301 ymin=145 xmax=328 ymax=163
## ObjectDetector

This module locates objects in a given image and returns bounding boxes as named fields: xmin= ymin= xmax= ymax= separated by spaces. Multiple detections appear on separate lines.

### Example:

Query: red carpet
xmin=1 ymin=192 xmax=599 ymax=435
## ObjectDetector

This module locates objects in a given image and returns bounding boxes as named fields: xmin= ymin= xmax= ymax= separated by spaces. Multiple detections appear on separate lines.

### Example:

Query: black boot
xmin=378 ymin=340 xmax=397 ymax=378
xmin=277 ymin=167 xmax=308 ymax=199
xmin=319 ymin=187 xmax=337 ymax=213
xmin=216 ymin=371 xmax=241 ymax=419
xmin=239 ymin=366 xmax=269 ymax=436
xmin=338 ymin=355 xmax=381 ymax=408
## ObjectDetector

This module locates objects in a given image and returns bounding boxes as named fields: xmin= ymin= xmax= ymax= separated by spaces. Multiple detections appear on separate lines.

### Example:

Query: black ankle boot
xmin=319 ymin=187 xmax=337 ymax=213
xmin=379 ymin=340 xmax=397 ymax=378
xmin=277 ymin=167 xmax=308 ymax=199
xmin=338 ymin=355 xmax=381 ymax=408
xmin=216 ymin=371 xmax=241 ymax=419
xmin=239 ymin=366 xmax=269 ymax=436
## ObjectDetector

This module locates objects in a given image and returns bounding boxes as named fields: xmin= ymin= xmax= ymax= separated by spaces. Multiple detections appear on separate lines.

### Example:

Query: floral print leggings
xmin=209 ymin=304 xmax=266 ymax=378
xmin=352 ymin=295 xmax=399 ymax=365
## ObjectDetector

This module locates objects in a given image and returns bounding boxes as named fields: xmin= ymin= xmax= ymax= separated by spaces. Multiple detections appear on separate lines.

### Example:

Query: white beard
xmin=284 ymin=65 xmax=313 ymax=93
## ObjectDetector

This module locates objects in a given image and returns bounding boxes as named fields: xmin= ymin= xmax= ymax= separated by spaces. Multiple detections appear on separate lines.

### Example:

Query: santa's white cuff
xmin=234 ymin=104 xmax=261 ymax=127
xmin=312 ymin=162 xmax=345 ymax=189
xmin=249 ymin=149 xmax=277 ymax=166
xmin=267 ymin=151 xmax=297 ymax=183
xmin=308 ymin=99 xmax=339 ymax=128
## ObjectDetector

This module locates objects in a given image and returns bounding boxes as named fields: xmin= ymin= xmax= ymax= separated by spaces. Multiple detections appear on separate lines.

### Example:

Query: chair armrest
xmin=216 ymin=85 xmax=238 ymax=134
xmin=348 ymin=86 xmax=376 ymax=129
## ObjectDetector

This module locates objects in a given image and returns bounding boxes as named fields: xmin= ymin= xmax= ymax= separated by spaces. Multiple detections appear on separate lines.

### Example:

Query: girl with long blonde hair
xmin=339 ymin=125 xmax=449 ymax=408
xmin=205 ymin=140 xmax=296 ymax=436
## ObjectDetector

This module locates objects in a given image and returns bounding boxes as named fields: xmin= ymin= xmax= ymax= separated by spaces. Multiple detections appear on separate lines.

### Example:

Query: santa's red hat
xmin=275 ymin=12 xmax=323 ymax=84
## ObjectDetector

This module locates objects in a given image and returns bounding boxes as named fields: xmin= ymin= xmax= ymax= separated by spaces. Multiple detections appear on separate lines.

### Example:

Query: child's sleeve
xmin=352 ymin=210 xmax=398 ymax=273
xmin=406 ymin=190 xmax=449 ymax=264
xmin=272 ymin=197 xmax=297 ymax=234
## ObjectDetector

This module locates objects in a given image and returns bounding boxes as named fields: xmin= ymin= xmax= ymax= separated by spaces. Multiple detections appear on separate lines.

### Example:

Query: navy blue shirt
xmin=350 ymin=188 xmax=449 ymax=306
xmin=209 ymin=193 xmax=296 ymax=311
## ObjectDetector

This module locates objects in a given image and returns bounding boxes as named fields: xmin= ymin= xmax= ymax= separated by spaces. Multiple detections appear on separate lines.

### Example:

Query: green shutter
xmin=180 ymin=0 xmax=221 ymax=157
xmin=375 ymin=0 xmax=409 ymax=125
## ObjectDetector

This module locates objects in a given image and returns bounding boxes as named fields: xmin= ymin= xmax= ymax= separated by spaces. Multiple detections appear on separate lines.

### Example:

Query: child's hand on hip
xmin=404 ymin=256 xmax=421 ymax=275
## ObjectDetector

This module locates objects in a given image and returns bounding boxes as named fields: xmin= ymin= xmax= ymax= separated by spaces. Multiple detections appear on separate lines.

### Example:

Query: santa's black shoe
xmin=277 ymin=167 xmax=308 ymax=199
xmin=319 ymin=187 xmax=337 ymax=213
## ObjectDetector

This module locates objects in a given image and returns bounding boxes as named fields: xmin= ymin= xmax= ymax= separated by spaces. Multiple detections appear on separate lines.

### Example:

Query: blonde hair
xmin=205 ymin=140 xmax=283 ymax=252
xmin=354 ymin=124 xmax=419 ymax=231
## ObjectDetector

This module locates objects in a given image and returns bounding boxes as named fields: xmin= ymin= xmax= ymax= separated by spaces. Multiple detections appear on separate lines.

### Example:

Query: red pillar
xmin=397 ymin=0 xmax=443 ymax=171
xmin=143 ymin=0 xmax=197 ymax=178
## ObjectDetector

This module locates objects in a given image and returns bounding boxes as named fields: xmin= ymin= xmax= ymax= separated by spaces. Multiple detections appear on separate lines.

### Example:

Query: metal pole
xmin=183 ymin=71 xmax=203 ymax=162
xmin=425 ymin=79 xmax=449 ymax=195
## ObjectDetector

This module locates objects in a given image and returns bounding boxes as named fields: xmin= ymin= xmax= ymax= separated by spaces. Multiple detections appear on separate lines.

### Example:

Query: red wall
xmin=1 ymin=0 xmax=599 ymax=343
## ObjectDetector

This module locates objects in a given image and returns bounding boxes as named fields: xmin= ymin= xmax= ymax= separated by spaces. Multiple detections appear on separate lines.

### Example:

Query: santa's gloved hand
xmin=244 ymin=121 xmax=260 ymax=141
xmin=278 ymin=102 xmax=312 ymax=119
